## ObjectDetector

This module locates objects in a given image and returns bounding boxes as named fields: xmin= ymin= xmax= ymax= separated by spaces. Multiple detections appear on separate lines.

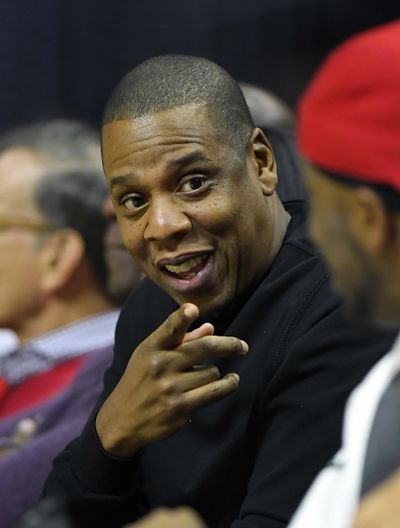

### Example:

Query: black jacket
xmin=44 ymin=202 xmax=396 ymax=528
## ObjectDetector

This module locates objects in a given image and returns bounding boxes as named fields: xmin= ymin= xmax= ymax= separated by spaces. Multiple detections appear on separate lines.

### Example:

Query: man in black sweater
xmin=44 ymin=56 xmax=395 ymax=528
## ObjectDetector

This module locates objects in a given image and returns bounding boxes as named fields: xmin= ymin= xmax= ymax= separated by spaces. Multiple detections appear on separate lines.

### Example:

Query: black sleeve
xmin=43 ymin=281 xmax=177 ymax=527
xmin=231 ymin=288 xmax=393 ymax=527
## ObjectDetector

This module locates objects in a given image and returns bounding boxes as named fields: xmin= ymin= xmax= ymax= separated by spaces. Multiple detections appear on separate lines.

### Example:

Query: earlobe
xmin=39 ymin=229 xmax=85 ymax=293
xmin=250 ymin=128 xmax=278 ymax=196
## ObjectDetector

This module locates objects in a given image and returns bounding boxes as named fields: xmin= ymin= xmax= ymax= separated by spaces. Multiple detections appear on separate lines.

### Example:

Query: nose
xmin=144 ymin=198 xmax=192 ymax=242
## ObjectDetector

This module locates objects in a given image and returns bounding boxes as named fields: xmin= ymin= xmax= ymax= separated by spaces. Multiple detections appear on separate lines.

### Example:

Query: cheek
xmin=0 ymin=235 xmax=36 ymax=270
xmin=317 ymin=219 xmax=354 ymax=286
xmin=308 ymin=212 xmax=323 ymax=249
xmin=195 ymin=185 xmax=245 ymax=234
xmin=118 ymin=220 xmax=153 ymax=278
xmin=119 ymin=220 xmax=143 ymax=253
xmin=0 ymin=252 xmax=43 ymax=321
xmin=308 ymin=199 xmax=339 ymax=254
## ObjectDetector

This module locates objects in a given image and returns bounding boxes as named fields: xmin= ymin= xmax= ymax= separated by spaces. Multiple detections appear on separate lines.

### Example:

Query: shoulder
xmin=250 ymin=203 xmax=396 ymax=372
xmin=257 ymin=200 xmax=338 ymax=332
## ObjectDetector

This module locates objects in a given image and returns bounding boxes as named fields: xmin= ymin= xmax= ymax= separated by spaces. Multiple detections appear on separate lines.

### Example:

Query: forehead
xmin=101 ymin=105 xmax=227 ymax=177
xmin=0 ymin=148 xmax=46 ymax=215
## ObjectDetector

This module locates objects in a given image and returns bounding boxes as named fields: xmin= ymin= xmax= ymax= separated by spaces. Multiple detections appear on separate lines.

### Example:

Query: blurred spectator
xmin=240 ymin=82 xmax=307 ymax=202
xmin=0 ymin=120 xmax=140 ymax=527
xmin=290 ymin=20 xmax=400 ymax=528
xmin=239 ymin=82 xmax=295 ymax=129
xmin=0 ymin=329 xmax=18 ymax=356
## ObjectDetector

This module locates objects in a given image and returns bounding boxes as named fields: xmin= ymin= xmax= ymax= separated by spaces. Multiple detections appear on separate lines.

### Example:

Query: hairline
xmin=102 ymin=102 xmax=254 ymax=160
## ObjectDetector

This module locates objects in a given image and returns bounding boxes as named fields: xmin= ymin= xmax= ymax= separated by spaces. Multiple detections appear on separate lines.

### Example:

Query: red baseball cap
xmin=298 ymin=20 xmax=400 ymax=193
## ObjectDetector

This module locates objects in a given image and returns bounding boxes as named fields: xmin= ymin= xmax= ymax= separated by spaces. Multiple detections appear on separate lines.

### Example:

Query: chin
xmin=185 ymin=294 xmax=230 ymax=318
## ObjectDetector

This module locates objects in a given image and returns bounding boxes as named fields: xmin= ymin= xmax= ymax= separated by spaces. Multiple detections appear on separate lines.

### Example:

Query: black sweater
xmin=44 ymin=202 xmax=396 ymax=528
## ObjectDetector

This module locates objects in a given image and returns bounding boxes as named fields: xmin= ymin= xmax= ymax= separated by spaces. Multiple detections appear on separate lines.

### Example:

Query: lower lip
xmin=162 ymin=254 xmax=215 ymax=293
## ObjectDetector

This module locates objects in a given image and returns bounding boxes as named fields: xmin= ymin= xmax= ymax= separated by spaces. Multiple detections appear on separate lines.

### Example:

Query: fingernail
xmin=240 ymin=340 xmax=249 ymax=354
xmin=230 ymin=373 xmax=240 ymax=384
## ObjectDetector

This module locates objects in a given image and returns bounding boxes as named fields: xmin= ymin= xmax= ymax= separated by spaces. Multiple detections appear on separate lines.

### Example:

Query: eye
xmin=179 ymin=176 xmax=208 ymax=194
xmin=120 ymin=193 xmax=148 ymax=212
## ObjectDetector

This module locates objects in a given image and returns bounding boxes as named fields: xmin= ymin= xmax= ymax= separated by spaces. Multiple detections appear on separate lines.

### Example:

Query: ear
xmin=38 ymin=229 xmax=86 ymax=294
xmin=249 ymin=128 xmax=278 ymax=196
xmin=347 ymin=187 xmax=392 ymax=256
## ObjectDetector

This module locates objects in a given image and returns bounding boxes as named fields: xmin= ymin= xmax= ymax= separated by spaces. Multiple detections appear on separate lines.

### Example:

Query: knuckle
xmin=158 ymin=378 xmax=174 ymax=396
xmin=165 ymin=393 xmax=184 ymax=419
xmin=208 ymin=375 xmax=237 ymax=397
xmin=149 ymin=354 xmax=167 ymax=377
xmin=203 ymin=336 xmax=216 ymax=354
xmin=164 ymin=395 xmax=182 ymax=418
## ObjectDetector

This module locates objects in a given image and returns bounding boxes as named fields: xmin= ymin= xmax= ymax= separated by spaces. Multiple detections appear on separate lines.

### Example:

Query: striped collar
xmin=0 ymin=310 xmax=119 ymax=385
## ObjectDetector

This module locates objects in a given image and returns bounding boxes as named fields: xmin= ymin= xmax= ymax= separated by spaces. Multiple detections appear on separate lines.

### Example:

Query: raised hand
xmin=96 ymin=303 xmax=248 ymax=457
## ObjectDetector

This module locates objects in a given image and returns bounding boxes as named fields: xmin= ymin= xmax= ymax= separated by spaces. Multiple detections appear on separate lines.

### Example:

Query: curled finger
xmin=176 ymin=335 xmax=248 ymax=369
xmin=179 ymin=373 xmax=240 ymax=413
xmin=176 ymin=365 xmax=221 ymax=392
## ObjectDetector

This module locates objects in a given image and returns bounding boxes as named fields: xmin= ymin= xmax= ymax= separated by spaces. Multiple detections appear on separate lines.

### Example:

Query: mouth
xmin=157 ymin=252 xmax=214 ymax=292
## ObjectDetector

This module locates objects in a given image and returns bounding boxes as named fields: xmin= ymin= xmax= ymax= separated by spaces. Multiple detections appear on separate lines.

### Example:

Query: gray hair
xmin=35 ymin=167 xmax=110 ymax=296
xmin=0 ymin=119 xmax=101 ymax=167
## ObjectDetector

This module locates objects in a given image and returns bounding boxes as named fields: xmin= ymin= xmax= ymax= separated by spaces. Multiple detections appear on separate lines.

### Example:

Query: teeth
xmin=165 ymin=256 xmax=205 ymax=274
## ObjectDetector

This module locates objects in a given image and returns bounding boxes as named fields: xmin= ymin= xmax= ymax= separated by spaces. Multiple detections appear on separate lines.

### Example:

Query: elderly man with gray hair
xmin=0 ymin=119 xmax=140 ymax=526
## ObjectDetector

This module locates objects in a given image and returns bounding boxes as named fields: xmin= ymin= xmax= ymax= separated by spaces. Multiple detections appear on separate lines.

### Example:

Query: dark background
xmin=0 ymin=0 xmax=398 ymax=132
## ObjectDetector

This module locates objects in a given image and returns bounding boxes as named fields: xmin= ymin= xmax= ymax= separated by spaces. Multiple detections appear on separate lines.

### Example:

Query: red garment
xmin=298 ymin=20 xmax=400 ymax=192
xmin=0 ymin=355 xmax=86 ymax=419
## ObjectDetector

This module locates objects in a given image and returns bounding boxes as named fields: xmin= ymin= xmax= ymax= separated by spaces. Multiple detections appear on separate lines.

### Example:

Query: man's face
xmin=305 ymin=163 xmax=381 ymax=322
xmin=102 ymin=104 xmax=276 ymax=315
xmin=0 ymin=149 xmax=49 ymax=334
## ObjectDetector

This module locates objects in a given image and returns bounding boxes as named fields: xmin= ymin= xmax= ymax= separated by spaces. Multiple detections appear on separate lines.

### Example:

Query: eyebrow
xmin=110 ymin=151 xmax=211 ymax=189
xmin=110 ymin=174 xmax=134 ymax=188
xmin=169 ymin=151 xmax=210 ymax=168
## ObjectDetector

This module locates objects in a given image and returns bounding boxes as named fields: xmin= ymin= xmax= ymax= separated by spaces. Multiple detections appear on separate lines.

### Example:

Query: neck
xmin=268 ymin=195 xmax=292 ymax=263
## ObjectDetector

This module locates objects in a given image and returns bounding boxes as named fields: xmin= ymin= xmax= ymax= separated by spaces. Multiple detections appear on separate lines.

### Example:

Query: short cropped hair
xmin=102 ymin=55 xmax=255 ymax=150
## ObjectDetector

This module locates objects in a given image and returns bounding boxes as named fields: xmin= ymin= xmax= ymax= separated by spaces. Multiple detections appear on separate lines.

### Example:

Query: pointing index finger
xmin=150 ymin=303 xmax=200 ymax=349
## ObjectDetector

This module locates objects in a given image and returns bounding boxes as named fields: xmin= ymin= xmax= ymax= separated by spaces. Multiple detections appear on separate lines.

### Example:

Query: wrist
xmin=95 ymin=407 xmax=143 ymax=458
